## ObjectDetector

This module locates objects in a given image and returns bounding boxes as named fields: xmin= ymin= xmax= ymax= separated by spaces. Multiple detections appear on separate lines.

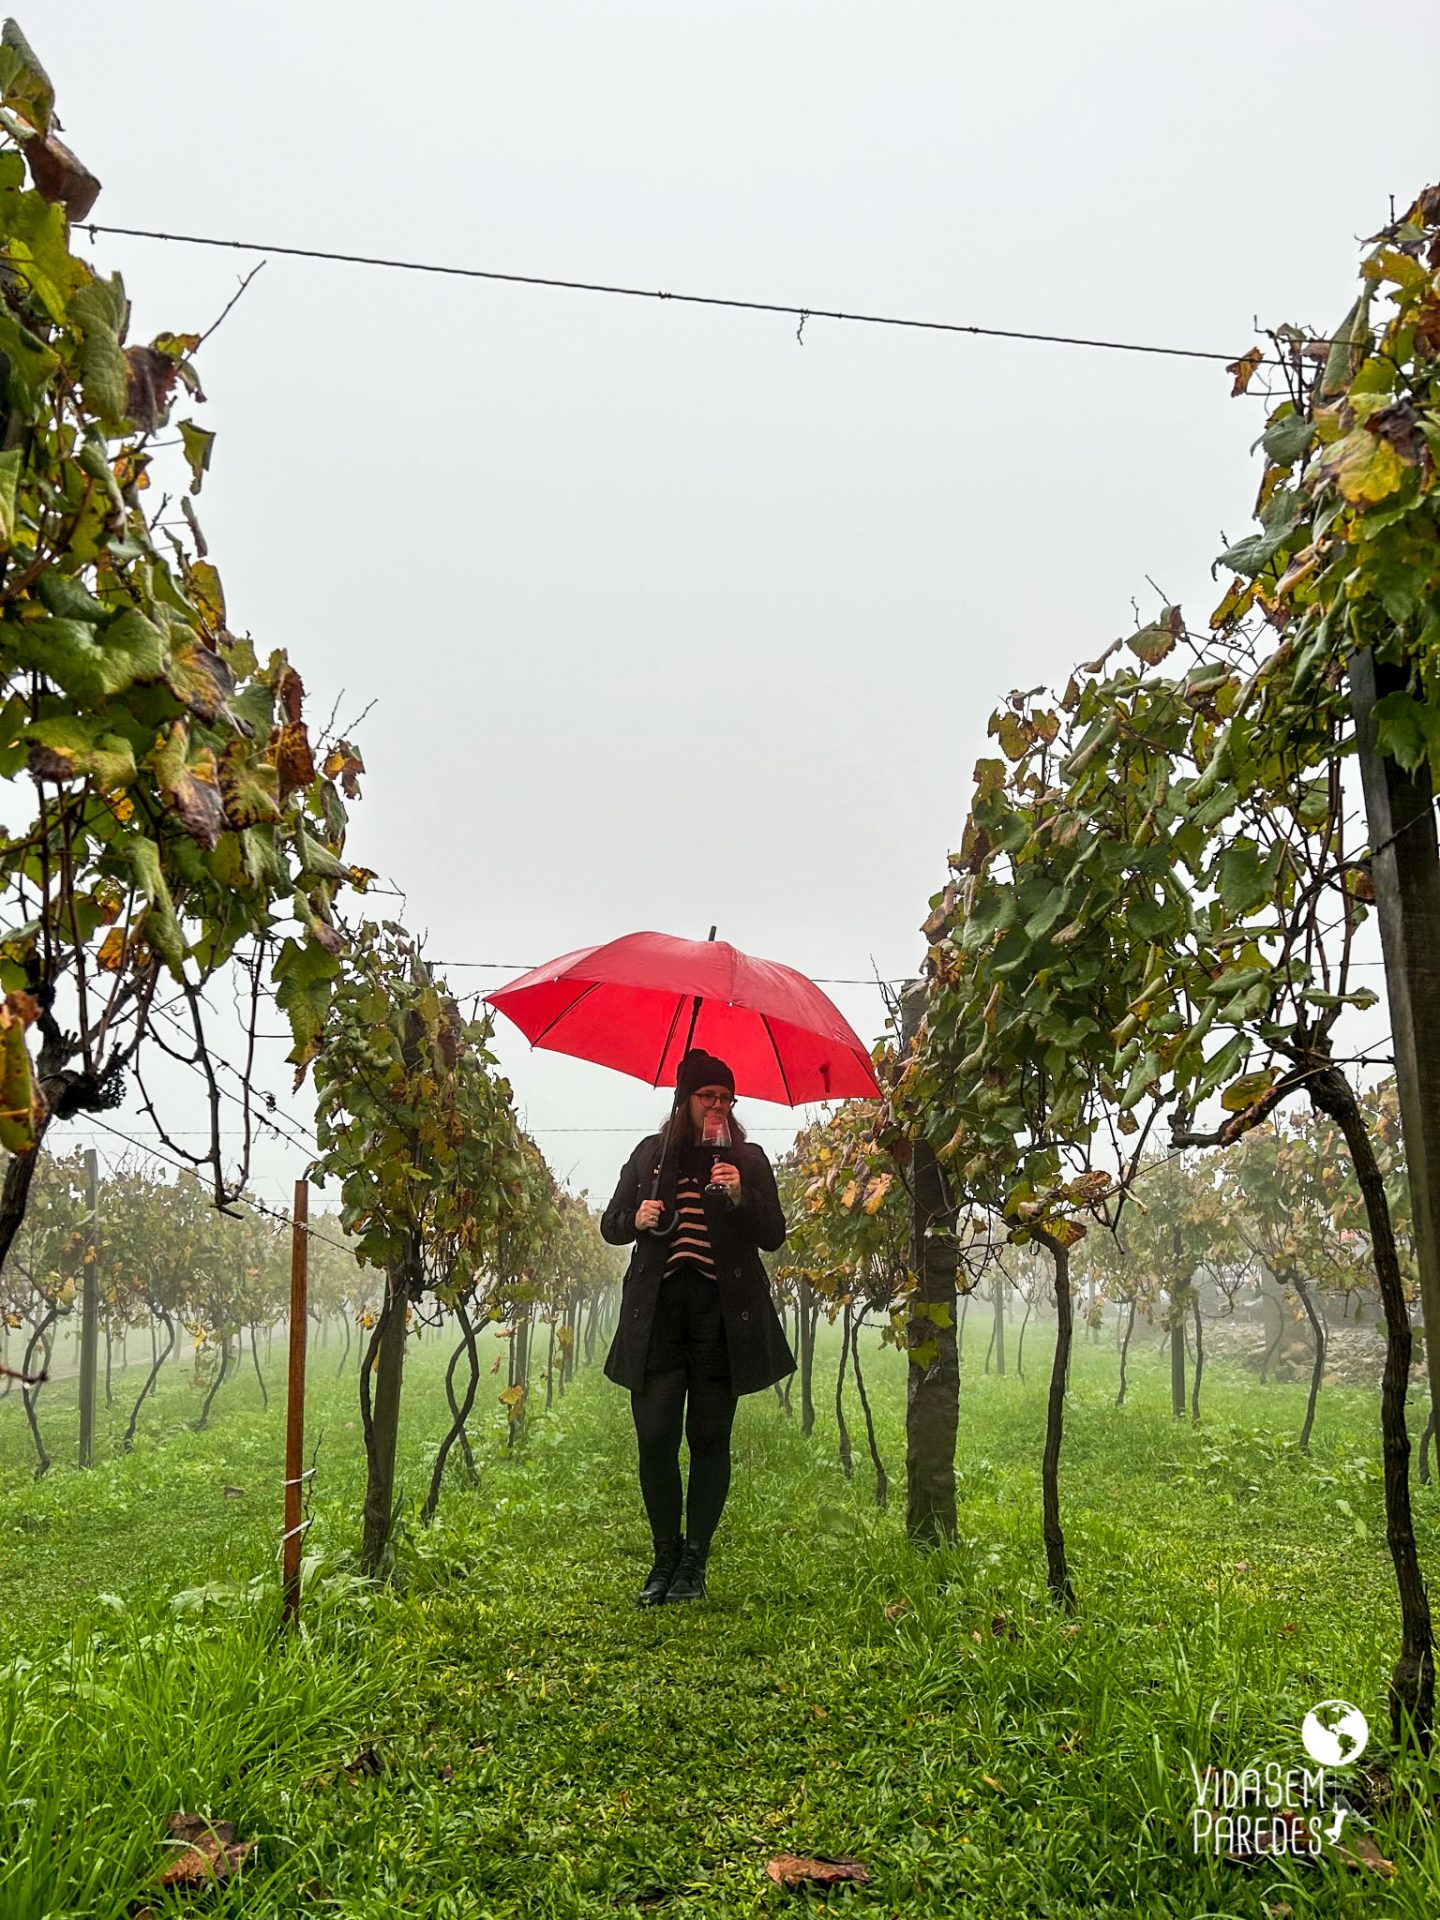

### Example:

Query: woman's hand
xmin=709 ymin=1161 xmax=741 ymax=1191
xmin=636 ymin=1198 xmax=665 ymax=1230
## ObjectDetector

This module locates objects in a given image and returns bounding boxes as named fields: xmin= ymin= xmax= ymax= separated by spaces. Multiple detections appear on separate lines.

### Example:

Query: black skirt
xmin=644 ymin=1259 xmax=732 ymax=1378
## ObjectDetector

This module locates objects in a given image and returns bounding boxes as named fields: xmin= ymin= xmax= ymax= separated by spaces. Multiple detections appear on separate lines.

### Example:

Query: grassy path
xmin=1 ymin=1324 xmax=1439 ymax=1915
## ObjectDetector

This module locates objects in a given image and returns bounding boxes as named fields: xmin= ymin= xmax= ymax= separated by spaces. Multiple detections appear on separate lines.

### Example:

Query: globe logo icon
xmin=1301 ymin=1699 xmax=1369 ymax=1767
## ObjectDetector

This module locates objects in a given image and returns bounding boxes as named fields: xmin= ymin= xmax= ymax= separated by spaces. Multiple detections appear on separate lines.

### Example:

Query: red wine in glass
xmin=702 ymin=1110 xmax=732 ymax=1195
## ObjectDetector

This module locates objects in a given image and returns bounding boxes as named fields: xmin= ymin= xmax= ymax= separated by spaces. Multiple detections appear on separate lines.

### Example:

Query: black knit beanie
xmin=674 ymin=1048 xmax=736 ymax=1102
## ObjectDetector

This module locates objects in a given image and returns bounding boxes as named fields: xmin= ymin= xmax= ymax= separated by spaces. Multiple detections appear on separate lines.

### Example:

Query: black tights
xmin=630 ymin=1368 xmax=739 ymax=1549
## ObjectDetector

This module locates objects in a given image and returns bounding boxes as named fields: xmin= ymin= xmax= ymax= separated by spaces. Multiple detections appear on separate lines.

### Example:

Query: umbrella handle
xmin=641 ymin=1131 xmax=681 ymax=1238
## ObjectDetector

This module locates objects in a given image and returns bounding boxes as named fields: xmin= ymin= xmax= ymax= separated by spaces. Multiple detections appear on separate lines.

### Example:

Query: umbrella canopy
xmin=485 ymin=931 xmax=882 ymax=1106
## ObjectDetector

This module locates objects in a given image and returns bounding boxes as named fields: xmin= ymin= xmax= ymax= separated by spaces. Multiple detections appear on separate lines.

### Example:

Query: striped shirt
xmin=664 ymin=1171 xmax=716 ymax=1277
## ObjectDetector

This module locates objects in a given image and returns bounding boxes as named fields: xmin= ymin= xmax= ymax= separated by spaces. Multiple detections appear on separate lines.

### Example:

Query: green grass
xmin=1 ymin=1317 xmax=1438 ymax=1916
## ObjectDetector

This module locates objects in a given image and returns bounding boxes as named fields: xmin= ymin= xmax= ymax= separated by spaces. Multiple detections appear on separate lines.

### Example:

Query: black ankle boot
xmin=665 ymin=1537 xmax=709 ymax=1603
xmin=637 ymin=1535 xmax=683 ymax=1607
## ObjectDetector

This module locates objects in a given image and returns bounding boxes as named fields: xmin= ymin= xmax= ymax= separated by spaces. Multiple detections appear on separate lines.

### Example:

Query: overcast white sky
xmin=40 ymin=1 xmax=1438 ymax=1208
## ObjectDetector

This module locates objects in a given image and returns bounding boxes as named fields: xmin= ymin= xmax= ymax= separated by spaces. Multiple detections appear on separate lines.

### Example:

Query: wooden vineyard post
xmin=282 ymin=1178 xmax=309 ymax=1630
xmin=1351 ymin=650 xmax=1440 ymax=1429
xmin=77 ymin=1149 xmax=100 ymax=1468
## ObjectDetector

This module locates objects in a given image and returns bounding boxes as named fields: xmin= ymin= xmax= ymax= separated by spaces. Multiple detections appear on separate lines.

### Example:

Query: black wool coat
xmin=601 ymin=1133 xmax=796 ymax=1396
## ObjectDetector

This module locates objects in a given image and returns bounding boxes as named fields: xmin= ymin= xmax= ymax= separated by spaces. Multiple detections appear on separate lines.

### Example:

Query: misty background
xmin=38 ymin=0 xmax=1435 ymax=1210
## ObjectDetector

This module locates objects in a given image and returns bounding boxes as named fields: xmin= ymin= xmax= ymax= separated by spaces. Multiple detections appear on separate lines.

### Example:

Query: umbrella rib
xmin=761 ymin=1015 xmax=796 ymax=1106
xmin=653 ymin=994 xmax=685 ymax=1088
xmin=530 ymin=981 xmax=601 ymax=1049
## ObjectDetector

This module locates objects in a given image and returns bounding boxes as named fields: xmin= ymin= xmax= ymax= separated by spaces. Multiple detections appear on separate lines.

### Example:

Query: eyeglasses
xmin=693 ymin=1089 xmax=735 ymax=1107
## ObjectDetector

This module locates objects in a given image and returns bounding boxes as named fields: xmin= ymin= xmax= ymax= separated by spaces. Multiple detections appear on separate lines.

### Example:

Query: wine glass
xmin=702 ymin=1108 xmax=731 ymax=1195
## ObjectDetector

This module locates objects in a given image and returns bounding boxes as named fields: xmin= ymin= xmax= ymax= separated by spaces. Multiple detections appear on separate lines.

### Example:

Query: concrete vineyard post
xmin=77 ymin=1149 xmax=100 ymax=1469
xmin=282 ymin=1179 xmax=309 ymax=1629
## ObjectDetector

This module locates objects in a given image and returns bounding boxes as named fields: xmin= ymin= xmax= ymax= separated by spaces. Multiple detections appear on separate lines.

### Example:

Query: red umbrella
xmin=484 ymin=929 xmax=881 ymax=1105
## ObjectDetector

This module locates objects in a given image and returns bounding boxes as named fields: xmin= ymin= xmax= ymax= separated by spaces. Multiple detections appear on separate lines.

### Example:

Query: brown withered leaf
xmin=1334 ymin=1830 xmax=1395 ymax=1876
xmin=278 ymin=665 xmax=306 ymax=727
xmin=437 ymin=1012 xmax=461 ymax=1070
xmin=27 ymin=744 xmax=81 ymax=783
xmin=307 ymin=915 xmax=344 ymax=957
xmin=166 ymin=636 xmax=234 ymax=724
xmin=1367 ymin=401 xmax=1428 ymax=466
xmin=765 ymin=1854 xmax=871 ymax=1889
xmin=322 ymin=740 xmax=365 ymax=800
xmin=124 ymin=347 xmax=180 ymax=433
xmin=23 ymin=130 xmax=101 ymax=219
xmin=920 ymin=885 xmax=958 ymax=943
xmin=159 ymin=1813 xmax=251 ymax=1889
xmin=155 ymin=728 xmax=225 ymax=851
xmin=168 ymin=771 xmax=224 ymax=850
xmin=1228 ymin=346 xmax=1264 ymax=395
xmin=273 ymin=721 xmax=316 ymax=801
xmin=344 ymin=1745 xmax=383 ymax=1778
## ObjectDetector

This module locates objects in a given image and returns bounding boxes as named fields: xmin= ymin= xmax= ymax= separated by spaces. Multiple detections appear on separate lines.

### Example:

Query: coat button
xmin=733 ymin=1266 xmax=742 ymax=1278
xmin=741 ymin=1310 xmax=750 ymax=1322
xmin=632 ymin=1307 xmax=640 ymax=1319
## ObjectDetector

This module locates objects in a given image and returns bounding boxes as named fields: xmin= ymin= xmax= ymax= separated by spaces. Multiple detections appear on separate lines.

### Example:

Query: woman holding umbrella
xmin=601 ymin=1048 xmax=793 ymax=1606
xmin=485 ymin=929 xmax=880 ymax=1600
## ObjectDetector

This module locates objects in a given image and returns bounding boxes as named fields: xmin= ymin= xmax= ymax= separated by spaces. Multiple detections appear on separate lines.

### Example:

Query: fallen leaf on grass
xmin=222 ymin=1486 xmax=245 ymax=1499
xmin=160 ymin=1813 xmax=251 ymax=1889
xmin=1335 ymin=1831 xmax=1394 ymax=1876
xmin=882 ymin=1601 xmax=907 ymax=1619
xmin=344 ymin=1745 xmax=382 ymax=1778
xmin=990 ymin=1613 xmax=1014 ymax=1638
xmin=765 ymin=1855 xmax=871 ymax=1888
xmin=438 ymin=1764 xmax=455 ymax=1783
